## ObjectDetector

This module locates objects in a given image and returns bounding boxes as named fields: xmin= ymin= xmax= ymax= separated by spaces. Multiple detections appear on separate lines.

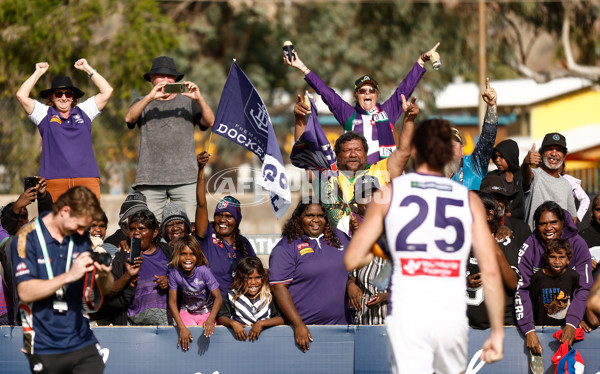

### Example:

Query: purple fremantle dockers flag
xmin=213 ymin=61 xmax=291 ymax=218
xmin=290 ymin=93 xmax=338 ymax=178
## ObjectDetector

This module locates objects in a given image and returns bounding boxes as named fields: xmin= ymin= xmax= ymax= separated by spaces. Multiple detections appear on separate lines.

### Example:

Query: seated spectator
xmin=89 ymin=211 xmax=118 ymax=259
xmin=515 ymin=201 xmax=592 ymax=350
xmin=195 ymin=151 xmax=256 ymax=299
xmin=218 ymin=257 xmax=284 ymax=341
xmin=347 ymin=175 xmax=389 ymax=325
xmin=269 ymin=198 xmax=351 ymax=352
xmin=486 ymin=138 xmax=524 ymax=219
xmin=106 ymin=210 xmax=172 ymax=325
xmin=104 ymin=191 xmax=148 ymax=247
xmin=445 ymin=78 xmax=499 ymax=190
xmin=161 ymin=201 xmax=192 ymax=246
xmin=521 ymin=133 xmax=577 ymax=229
xmin=467 ymin=192 xmax=519 ymax=329
xmin=560 ymin=162 xmax=590 ymax=223
xmin=284 ymin=43 xmax=437 ymax=164
xmin=168 ymin=236 xmax=221 ymax=351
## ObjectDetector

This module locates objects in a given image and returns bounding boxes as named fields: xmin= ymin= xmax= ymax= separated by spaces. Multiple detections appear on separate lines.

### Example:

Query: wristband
xmin=88 ymin=69 xmax=97 ymax=78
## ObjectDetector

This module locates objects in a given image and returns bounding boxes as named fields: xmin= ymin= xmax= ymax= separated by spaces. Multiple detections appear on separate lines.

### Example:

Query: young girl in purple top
xmin=168 ymin=236 xmax=222 ymax=351
xmin=218 ymin=257 xmax=284 ymax=341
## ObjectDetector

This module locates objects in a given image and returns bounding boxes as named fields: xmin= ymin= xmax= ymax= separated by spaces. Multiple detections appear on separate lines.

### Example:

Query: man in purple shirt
xmin=284 ymin=43 xmax=440 ymax=164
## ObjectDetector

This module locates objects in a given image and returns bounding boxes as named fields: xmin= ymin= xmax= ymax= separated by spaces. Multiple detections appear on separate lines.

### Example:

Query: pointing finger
xmin=485 ymin=77 xmax=490 ymax=90
xmin=431 ymin=42 xmax=440 ymax=52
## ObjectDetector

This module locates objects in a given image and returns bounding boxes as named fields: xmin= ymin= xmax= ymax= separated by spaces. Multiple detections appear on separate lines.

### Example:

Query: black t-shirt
xmin=467 ymin=230 xmax=521 ymax=329
xmin=530 ymin=268 xmax=579 ymax=326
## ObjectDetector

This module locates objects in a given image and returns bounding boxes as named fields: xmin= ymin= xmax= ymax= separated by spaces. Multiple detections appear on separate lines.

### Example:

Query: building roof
xmin=436 ymin=77 xmax=594 ymax=109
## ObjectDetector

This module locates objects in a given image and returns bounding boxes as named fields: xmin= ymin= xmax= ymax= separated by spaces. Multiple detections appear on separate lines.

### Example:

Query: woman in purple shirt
xmin=16 ymin=59 xmax=113 ymax=201
xmin=269 ymin=198 xmax=351 ymax=352
xmin=194 ymin=151 xmax=256 ymax=300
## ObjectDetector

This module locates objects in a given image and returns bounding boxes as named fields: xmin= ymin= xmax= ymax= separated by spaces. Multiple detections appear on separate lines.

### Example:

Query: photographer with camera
xmin=10 ymin=186 xmax=113 ymax=374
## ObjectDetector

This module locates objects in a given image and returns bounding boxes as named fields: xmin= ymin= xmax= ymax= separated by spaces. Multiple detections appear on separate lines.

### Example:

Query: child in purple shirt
xmin=168 ymin=236 xmax=222 ymax=351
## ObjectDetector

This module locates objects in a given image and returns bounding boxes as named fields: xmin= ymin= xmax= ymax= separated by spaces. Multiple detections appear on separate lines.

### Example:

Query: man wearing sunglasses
xmin=16 ymin=59 xmax=113 ymax=202
xmin=284 ymin=43 xmax=439 ymax=165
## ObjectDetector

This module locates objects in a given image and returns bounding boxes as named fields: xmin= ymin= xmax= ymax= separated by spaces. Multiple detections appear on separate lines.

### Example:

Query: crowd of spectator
xmin=0 ymin=50 xmax=599 ymax=373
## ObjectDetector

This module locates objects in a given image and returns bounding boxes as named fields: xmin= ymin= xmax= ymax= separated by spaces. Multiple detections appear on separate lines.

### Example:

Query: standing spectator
xmin=521 ymin=132 xmax=577 ymax=229
xmin=195 ymin=151 xmax=256 ymax=300
xmin=514 ymin=201 xmax=592 ymax=350
xmin=293 ymin=94 xmax=419 ymax=233
xmin=16 ymin=60 xmax=113 ymax=201
xmin=486 ymin=138 xmax=525 ymax=219
xmin=125 ymin=56 xmax=215 ymax=220
xmin=88 ymin=212 xmax=118 ymax=259
xmin=344 ymin=119 xmax=504 ymax=372
xmin=285 ymin=43 xmax=438 ymax=164
xmin=10 ymin=186 xmax=113 ymax=373
xmin=445 ymin=78 xmax=498 ymax=190
xmin=269 ymin=198 xmax=351 ymax=353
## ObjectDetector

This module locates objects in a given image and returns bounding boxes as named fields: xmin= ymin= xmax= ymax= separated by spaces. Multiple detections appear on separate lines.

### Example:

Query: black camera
xmin=91 ymin=252 xmax=112 ymax=266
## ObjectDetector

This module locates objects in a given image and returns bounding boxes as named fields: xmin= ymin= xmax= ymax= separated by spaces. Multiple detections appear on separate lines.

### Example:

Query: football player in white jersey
xmin=345 ymin=116 xmax=504 ymax=374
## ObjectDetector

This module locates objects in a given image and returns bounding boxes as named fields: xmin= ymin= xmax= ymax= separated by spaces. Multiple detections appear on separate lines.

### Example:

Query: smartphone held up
xmin=164 ymin=83 xmax=187 ymax=94
xmin=24 ymin=176 xmax=39 ymax=202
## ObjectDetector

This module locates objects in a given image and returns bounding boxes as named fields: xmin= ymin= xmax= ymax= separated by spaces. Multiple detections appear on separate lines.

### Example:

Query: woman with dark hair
xmin=269 ymin=198 xmax=350 ymax=352
xmin=195 ymin=151 xmax=256 ymax=299
xmin=515 ymin=200 xmax=592 ymax=353
xmin=105 ymin=210 xmax=172 ymax=325
xmin=15 ymin=59 xmax=113 ymax=201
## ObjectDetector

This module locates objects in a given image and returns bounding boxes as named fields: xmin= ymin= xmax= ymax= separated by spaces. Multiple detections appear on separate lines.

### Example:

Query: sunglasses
xmin=358 ymin=87 xmax=377 ymax=95
xmin=54 ymin=91 xmax=74 ymax=98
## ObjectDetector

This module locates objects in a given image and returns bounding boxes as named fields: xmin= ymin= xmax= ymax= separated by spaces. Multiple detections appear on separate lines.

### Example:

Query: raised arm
xmin=387 ymin=95 xmax=418 ymax=179
xmin=195 ymin=151 xmax=210 ymax=238
xmin=74 ymin=58 xmax=113 ymax=111
xmin=293 ymin=94 xmax=310 ymax=141
xmin=470 ymin=78 xmax=498 ymax=178
xmin=16 ymin=62 xmax=49 ymax=115
xmin=469 ymin=191 xmax=504 ymax=363
xmin=521 ymin=144 xmax=539 ymax=192
xmin=183 ymin=81 xmax=215 ymax=128
xmin=344 ymin=184 xmax=391 ymax=271
xmin=124 ymin=80 xmax=169 ymax=126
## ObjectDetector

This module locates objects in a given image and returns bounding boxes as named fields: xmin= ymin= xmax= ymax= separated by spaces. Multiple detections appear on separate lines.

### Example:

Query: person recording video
xmin=11 ymin=186 xmax=113 ymax=374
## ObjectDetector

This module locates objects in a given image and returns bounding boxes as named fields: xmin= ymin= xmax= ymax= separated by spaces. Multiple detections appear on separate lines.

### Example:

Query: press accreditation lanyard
xmin=34 ymin=218 xmax=73 ymax=280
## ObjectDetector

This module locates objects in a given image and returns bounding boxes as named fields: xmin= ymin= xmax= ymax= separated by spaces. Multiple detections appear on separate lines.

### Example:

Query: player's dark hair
xmin=412 ymin=119 xmax=454 ymax=172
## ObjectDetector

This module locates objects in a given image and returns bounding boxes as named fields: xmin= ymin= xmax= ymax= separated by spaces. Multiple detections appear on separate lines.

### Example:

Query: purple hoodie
xmin=514 ymin=209 xmax=592 ymax=333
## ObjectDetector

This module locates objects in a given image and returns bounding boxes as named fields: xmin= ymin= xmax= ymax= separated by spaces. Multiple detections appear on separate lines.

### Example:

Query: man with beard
xmin=445 ymin=78 xmax=498 ymax=190
xmin=521 ymin=132 xmax=577 ymax=229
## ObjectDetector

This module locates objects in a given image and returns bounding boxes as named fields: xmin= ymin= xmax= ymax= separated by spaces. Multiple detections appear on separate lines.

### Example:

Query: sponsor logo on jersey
xmin=400 ymin=258 xmax=461 ymax=277
xmin=410 ymin=181 xmax=453 ymax=191
xmin=15 ymin=262 xmax=30 ymax=277
xmin=296 ymin=242 xmax=313 ymax=255
xmin=50 ymin=115 xmax=62 ymax=125
xmin=73 ymin=114 xmax=84 ymax=124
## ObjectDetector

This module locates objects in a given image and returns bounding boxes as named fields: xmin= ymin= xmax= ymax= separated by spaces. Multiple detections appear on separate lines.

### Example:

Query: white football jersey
xmin=384 ymin=173 xmax=473 ymax=315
